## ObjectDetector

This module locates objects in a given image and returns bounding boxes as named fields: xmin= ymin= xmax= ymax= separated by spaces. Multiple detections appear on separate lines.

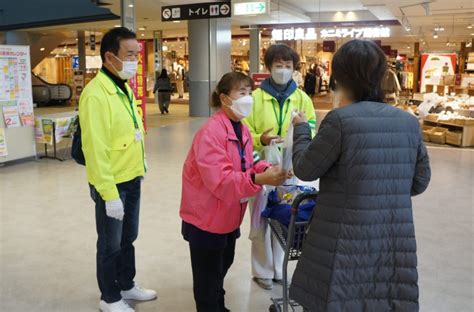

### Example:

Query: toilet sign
xmin=161 ymin=1 xmax=232 ymax=21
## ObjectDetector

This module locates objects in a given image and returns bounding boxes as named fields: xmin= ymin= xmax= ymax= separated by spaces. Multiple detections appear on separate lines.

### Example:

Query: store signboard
xmin=161 ymin=2 xmax=231 ymax=22
xmin=129 ymin=40 xmax=147 ymax=130
xmin=233 ymin=1 xmax=268 ymax=16
xmin=272 ymin=27 xmax=391 ymax=41
xmin=251 ymin=73 xmax=270 ymax=88
xmin=420 ymin=53 xmax=457 ymax=92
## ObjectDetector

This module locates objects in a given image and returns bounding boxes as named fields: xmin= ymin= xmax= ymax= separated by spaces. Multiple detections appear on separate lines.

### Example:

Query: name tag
xmin=135 ymin=129 xmax=142 ymax=142
xmin=240 ymin=198 xmax=249 ymax=204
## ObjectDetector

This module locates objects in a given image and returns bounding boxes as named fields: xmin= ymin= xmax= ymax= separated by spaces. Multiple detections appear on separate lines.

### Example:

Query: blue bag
xmin=261 ymin=185 xmax=317 ymax=227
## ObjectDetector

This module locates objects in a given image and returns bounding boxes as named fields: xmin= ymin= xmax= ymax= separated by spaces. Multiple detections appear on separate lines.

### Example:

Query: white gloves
xmin=105 ymin=199 xmax=125 ymax=221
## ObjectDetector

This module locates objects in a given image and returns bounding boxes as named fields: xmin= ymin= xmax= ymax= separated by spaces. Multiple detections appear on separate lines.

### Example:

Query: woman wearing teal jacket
xmin=243 ymin=44 xmax=316 ymax=290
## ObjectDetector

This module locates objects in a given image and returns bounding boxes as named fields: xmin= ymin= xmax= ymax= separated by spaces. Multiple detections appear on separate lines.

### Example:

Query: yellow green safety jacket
xmin=79 ymin=70 xmax=146 ymax=201
xmin=243 ymin=87 xmax=317 ymax=152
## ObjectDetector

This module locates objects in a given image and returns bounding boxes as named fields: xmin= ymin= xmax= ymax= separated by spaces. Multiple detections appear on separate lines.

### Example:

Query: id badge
xmin=135 ymin=129 xmax=142 ymax=142
xmin=240 ymin=198 xmax=249 ymax=204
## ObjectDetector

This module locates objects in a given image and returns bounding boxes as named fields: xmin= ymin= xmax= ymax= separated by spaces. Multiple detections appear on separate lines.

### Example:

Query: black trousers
xmin=189 ymin=238 xmax=236 ymax=312
xmin=90 ymin=178 xmax=141 ymax=303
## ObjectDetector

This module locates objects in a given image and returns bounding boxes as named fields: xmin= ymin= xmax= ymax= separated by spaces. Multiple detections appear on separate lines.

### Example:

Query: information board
xmin=0 ymin=45 xmax=36 ymax=163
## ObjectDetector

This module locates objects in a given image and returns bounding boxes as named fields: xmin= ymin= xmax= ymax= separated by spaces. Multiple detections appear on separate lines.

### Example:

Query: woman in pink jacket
xmin=180 ymin=72 xmax=287 ymax=312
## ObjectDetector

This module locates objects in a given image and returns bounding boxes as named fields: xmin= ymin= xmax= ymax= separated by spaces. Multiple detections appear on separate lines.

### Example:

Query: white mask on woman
xmin=111 ymin=54 xmax=138 ymax=80
xmin=227 ymin=95 xmax=254 ymax=120
xmin=271 ymin=68 xmax=293 ymax=85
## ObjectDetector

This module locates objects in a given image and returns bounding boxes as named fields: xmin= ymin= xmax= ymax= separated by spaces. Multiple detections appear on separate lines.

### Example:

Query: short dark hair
xmin=100 ymin=27 xmax=137 ymax=62
xmin=331 ymin=39 xmax=387 ymax=102
xmin=211 ymin=72 xmax=254 ymax=108
xmin=264 ymin=44 xmax=300 ymax=70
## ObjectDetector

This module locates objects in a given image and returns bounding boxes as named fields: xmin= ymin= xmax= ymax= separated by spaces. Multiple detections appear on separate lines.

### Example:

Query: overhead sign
xmin=272 ymin=27 xmax=391 ymax=41
xmin=161 ymin=2 xmax=231 ymax=22
xmin=233 ymin=1 xmax=268 ymax=16
xmin=90 ymin=34 xmax=96 ymax=51
xmin=121 ymin=0 xmax=135 ymax=31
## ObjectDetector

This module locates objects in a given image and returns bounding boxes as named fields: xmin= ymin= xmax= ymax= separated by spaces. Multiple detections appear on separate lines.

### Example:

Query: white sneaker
xmin=100 ymin=299 xmax=134 ymax=312
xmin=121 ymin=284 xmax=157 ymax=301
xmin=253 ymin=277 xmax=274 ymax=290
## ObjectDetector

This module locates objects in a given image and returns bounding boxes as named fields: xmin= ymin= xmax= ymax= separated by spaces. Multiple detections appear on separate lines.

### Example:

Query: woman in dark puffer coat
xmin=289 ymin=40 xmax=431 ymax=312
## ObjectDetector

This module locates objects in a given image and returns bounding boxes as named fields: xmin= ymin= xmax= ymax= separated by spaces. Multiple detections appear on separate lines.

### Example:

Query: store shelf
xmin=423 ymin=120 xmax=474 ymax=147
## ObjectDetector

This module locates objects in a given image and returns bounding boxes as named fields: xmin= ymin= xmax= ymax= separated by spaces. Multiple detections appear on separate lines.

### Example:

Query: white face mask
xmin=111 ymin=54 xmax=138 ymax=80
xmin=272 ymin=68 xmax=293 ymax=85
xmin=227 ymin=95 xmax=253 ymax=120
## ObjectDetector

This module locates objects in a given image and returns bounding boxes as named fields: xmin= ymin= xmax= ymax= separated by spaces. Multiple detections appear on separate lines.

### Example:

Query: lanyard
xmin=101 ymin=70 xmax=139 ymax=129
xmin=271 ymin=98 xmax=290 ymax=136
xmin=231 ymin=139 xmax=247 ymax=173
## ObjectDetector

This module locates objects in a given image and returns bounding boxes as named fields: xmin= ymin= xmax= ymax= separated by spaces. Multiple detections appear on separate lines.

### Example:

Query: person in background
xmin=153 ymin=69 xmax=172 ymax=114
xmin=180 ymin=72 xmax=288 ymax=312
xmin=292 ymin=65 xmax=304 ymax=89
xmin=243 ymin=43 xmax=317 ymax=290
xmin=289 ymin=39 xmax=431 ymax=311
xmin=79 ymin=27 xmax=156 ymax=312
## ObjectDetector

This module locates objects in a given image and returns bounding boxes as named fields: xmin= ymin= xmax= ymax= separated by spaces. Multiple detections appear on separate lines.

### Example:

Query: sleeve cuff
xmin=99 ymin=187 xmax=120 ymax=202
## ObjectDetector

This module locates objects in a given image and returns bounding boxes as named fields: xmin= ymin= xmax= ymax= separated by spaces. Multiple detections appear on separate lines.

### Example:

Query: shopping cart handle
xmin=290 ymin=191 xmax=318 ymax=215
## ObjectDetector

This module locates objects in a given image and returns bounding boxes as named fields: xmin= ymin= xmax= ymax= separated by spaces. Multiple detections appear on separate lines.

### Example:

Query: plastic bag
xmin=249 ymin=186 xmax=272 ymax=240
xmin=264 ymin=139 xmax=282 ymax=165
xmin=282 ymin=111 xmax=298 ymax=184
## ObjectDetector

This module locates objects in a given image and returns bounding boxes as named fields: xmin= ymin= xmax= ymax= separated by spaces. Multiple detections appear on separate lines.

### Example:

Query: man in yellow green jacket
xmin=243 ymin=43 xmax=316 ymax=291
xmin=79 ymin=27 xmax=155 ymax=312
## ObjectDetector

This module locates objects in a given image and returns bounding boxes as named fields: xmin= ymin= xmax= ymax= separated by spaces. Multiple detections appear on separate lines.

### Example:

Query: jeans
xmin=189 ymin=237 xmax=236 ymax=312
xmin=90 ymin=177 xmax=141 ymax=303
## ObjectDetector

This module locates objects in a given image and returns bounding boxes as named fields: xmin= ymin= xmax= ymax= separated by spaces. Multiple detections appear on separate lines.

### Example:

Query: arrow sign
xmin=233 ymin=1 xmax=268 ymax=16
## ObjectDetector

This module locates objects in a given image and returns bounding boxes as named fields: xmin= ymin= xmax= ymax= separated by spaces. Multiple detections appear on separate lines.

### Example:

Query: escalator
xmin=32 ymin=73 xmax=73 ymax=107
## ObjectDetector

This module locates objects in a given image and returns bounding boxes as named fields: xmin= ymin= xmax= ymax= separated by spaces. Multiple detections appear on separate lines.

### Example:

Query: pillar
xmin=459 ymin=42 xmax=466 ymax=74
xmin=188 ymin=18 xmax=231 ymax=117
xmin=413 ymin=42 xmax=420 ymax=93
xmin=249 ymin=27 xmax=261 ymax=75
xmin=77 ymin=31 xmax=86 ymax=72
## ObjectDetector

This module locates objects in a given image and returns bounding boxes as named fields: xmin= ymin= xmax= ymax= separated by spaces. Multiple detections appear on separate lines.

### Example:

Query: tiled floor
xmin=0 ymin=115 xmax=473 ymax=312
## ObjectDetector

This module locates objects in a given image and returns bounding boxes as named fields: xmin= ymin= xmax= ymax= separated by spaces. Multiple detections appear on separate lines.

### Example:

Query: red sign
xmin=130 ymin=40 xmax=147 ymax=130
xmin=251 ymin=73 xmax=271 ymax=89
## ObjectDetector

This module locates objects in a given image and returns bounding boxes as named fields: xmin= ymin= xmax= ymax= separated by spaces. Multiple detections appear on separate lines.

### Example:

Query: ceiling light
xmin=468 ymin=25 xmax=473 ymax=29
xmin=434 ymin=26 xmax=444 ymax=32
xmin=114 ymin=25 xmax=121 ymax=28
xmin=173 ymin=21 xmax=181 ymax=23
xmin=405 ymin=26 xmax=411 ymax=32
xmin=138 ymin=27 xmax=146 ymax=31
xmin=128 ymin=4 xmax=134 ymax=8
xmin=40 ymin=47 xmax=45 ymax=51
xmin=433 ymin=32 xmax=438 ymax=39
xmin=141 ymin=34 xmax=145 ymax=37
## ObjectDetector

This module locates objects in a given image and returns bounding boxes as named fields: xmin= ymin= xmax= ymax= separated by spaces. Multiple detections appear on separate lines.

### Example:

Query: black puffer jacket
xmin=289 ymin=102 xmax=431 ymax=312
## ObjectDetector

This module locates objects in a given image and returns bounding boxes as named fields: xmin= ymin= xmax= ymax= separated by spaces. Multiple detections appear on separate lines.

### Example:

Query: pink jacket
xmin=180 ymin=110 xmax=269 ymax=234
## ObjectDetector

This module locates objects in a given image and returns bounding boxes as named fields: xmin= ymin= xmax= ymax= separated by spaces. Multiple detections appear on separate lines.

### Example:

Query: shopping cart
xmin=267 ymin=191 xmax=318 ymax=312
